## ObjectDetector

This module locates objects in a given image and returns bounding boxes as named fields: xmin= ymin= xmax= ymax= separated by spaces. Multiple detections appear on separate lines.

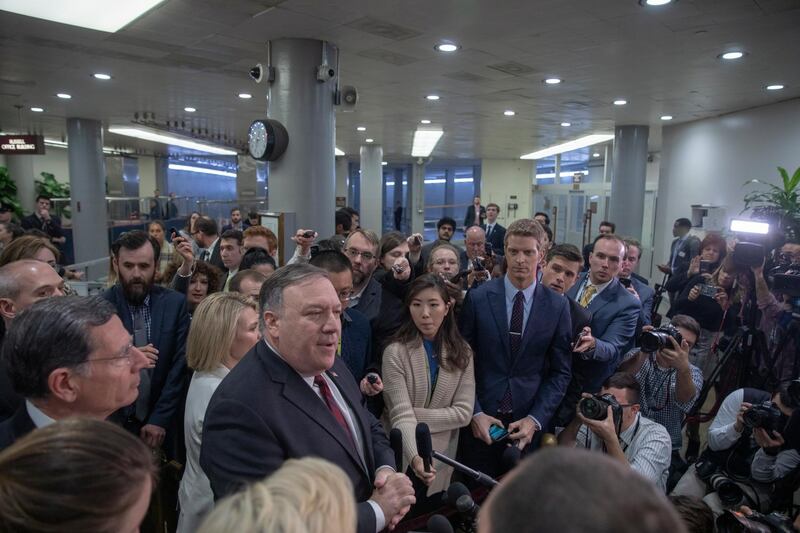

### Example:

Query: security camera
xmin=316 ymin=64 xmax=335 ymax=83
xmin=249 ymin=63 xmax=263 ymax=83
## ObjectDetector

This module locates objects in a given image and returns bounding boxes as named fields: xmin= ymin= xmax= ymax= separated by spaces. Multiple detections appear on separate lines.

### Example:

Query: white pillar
xmin=359 ymin=144 xmax=383 ymax=234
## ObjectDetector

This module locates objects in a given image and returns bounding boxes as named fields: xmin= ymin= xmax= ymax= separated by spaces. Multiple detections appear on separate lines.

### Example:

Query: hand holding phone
xmin=489 ymin=424 xmax=509 ymax=442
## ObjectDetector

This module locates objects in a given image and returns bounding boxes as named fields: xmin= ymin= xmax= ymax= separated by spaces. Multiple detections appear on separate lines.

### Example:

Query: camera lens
xmin=640 ymin=331 xmax=666 ymax=353
xmin=579 ymin=397 xmax=607 ymax=421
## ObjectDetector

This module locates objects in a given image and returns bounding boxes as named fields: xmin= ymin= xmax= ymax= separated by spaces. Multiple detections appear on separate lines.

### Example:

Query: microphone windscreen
xmin=415 ymin=423 xmax=432 ymax=459
xmin=502 ymin=445 xmax=521 ymax=471
xmin=426 ymin=514 xmax=454 ymax=533
xmin=445 ymin=481 xmax=470 ymax=507
xmin=390 ymin=428 xmax=403 ymax=469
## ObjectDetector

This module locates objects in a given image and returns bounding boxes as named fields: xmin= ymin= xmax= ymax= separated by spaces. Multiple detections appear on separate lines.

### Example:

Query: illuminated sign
xmin=0 ymin=135 xmax=45 ymax=154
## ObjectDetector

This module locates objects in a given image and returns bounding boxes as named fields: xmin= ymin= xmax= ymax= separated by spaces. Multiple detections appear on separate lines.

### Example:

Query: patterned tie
xmin=314 ymin=375 xmax=356 ymax=450
xmin=200 ymin=249 xmax=209 ymax=262
xmin=499 ymin=291 xmax=525 ymax=414
xmin=579 ymin=283 xmax=597 ymax=308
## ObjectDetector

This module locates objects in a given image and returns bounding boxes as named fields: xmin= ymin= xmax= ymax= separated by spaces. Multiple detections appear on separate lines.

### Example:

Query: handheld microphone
xmin=445 ymin=481 xmax=471 ymax=508
xmin=390 ymin=428 xmax=403 ymax=471
xmin=456 ymin=494 xmax=480 ymax=518
xmin=433 ymin=450 xmax=497 ymax=487
xmin=427 ymin=514 xmax=455 ymax=533
xmin=415 ymin=423 xmax=433 ymax=472
xmin=502 ymin=445 xmax=521 ymax=472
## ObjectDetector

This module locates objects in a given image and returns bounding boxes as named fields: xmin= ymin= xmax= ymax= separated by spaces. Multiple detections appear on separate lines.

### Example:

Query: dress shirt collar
xmin=619 ymin=412 xmax=642 ymax=447
xmin=584 ymin=275 xmax=613 ymax=295
xmin=26 ymin=400 xmax=56 ymax=429
xmin=503 ymin=273 xmax=536 ymax=301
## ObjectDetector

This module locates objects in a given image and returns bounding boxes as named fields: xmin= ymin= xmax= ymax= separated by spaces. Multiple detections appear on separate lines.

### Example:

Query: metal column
xmin=359 ymin=144 xmax=383 ymax=234
xmin=609 ymin=125 xmax=649 ymax=240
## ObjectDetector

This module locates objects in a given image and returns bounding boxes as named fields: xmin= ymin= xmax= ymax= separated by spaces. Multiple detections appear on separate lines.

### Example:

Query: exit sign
xmin=0 ymin=135 xmax=45 ymax=154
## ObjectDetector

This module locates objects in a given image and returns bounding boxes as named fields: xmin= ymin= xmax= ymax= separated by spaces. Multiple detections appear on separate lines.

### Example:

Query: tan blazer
xmin=382 ymin=338 xmax=475 ymax=493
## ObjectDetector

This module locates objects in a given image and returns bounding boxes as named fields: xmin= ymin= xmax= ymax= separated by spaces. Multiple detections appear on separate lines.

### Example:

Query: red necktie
xmin=314 ymin=375 xmax=356 ymax=450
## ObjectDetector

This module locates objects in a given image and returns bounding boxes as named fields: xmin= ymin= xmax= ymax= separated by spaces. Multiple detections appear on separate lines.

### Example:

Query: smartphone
xmin=619 ymin=278 xmax=632 ymax=288
xmin=484 ymin=242 xmax=494 ymax=257
xmin=489 ymin=424 xmax=509 ymax=442
xmin=169 ymin=227 xmax=179 ymax=240
xmin=699 ymin=260 xmax=712 ymax=274
xmin=302 ymin=230 xmax=315 ymax=239
xmin=412 ymin=235 xmax=422 ymax=246
xmin=133 ymin=327 xmax=148 ymax=348
xmin=571 ymin=331 xmax=585 ymax=350
xmin=450 ymin=270 xmax=469 ymax=284
xmin=699 ymin=284 xmax=719 ymax=298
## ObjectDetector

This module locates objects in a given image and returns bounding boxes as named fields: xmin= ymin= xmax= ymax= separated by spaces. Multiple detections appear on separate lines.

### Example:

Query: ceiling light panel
xmin=412 ymin=128 xmax=444 ymax=157
xmin=0 ymin=0 xmax=166 ymax=32
xmin=520 ymin=134 xmax=615 ymax=160
xmin=108 ymin=125 xmax=237 ymax=155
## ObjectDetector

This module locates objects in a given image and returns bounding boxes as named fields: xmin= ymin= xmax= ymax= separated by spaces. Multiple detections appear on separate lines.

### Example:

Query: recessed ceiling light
xmin=613 ymin=99 xmax=627 ymax=106
xmin=640 ymin=0 xmax=673 ymax=6
xmin=0 ymin=0 xmax=167 ymax=33
xmin=238 ymin=93 xmax=252 ymax=99
xmin=30 ymin=107 xmax=44 ymax=112
xmin=560 ymin=122 xmax=571 ymax=127
xmin=504 ymin=110 xmax=516 ymax=116
xmin=365 ymin=138 xmax=374 ymax=143
xmin=357 ymin=126 xmax=366 ymax=131
xmin=381 ymin=161 xmax=388 ymax=166
xmin=426 ymin=95 xmax=440 ymax=101
xmin=719 ymin=51 xmax=745 ymax=60
xmin=592 ymin=152 xmax=601 ymax=158
xmin=435 ymin=42 xmax=459 ymax=53
xmin=766 ymin=84 xmax=785 ymax=91
xmin=56 ymin=93 xmax=72 ymax=99
xmin=184 ymin=107 xmax=196 ymax=113
xmin=660 ymin=115 xmax=673 ymax=120
xmin=544 ymin=78 xmax=562 ymax=85
xmin=93 ymin=73 xmax=112 ymax=80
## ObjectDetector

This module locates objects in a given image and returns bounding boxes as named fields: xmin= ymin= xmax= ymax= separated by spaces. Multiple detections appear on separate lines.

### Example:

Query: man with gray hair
xmin=201 ymin=264 xmax=415 ymax=533
xmin=0 ymin=296 xmax=148 ymax=449
xmin=0 ymin=259 xmax=66 ymax=422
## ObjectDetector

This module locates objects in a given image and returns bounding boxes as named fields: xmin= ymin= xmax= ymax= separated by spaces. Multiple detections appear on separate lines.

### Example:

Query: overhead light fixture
xmin=93 ymin=73 xmax=112 ymax=80
xmin=560 ymin=122 xmax=571 ymax=127
xmin=544 ymin=78 xmax=562 ymax=85
xmin=520 ymin=133 xmax=615 ymax=160
xmin=0 ymin=0 xmax=166 ymax=32
xmin=108 ymin=125 xmax=238 ymax=155
xmin=435 ymin=42 xmax=459 ymax=53
xmin=613 ymin=99 xmax=627 ymax=106
xmin=365 ymin=138 xmax=374 ymax=143
xmin=184 ymin=107 xmax=196 ymax=113
xmin=730 ymin=219 xmax=769 ymax=235
xmin=356 ymin=126 xmax=366 ymax=131
xmin=426 ymin=94 xmax=440 ymax=101
xmin=335 ymin=147 xmax=345 ymax=156
xmin=169 ymin=164 xmax=237 ymax=178
xmin=30 ymin=107 xmax=44 ymax=112
xmin=381 ymin=161 xmax=388 ymax=166
xmin=56 ymin=93 xmax=72 ymax=99
xmin=44 ymin=138 xmax=132 ymax=155
xmin=766 ymin=84 xmax=785 ymax=91
xmin=420 ymin=119 xmax=431 ymax=124
xmin=719 ymin=51 xmax=745 ymax=60
xmin=412 ymin=127 xmax=444 ymax=157
xmin=661 ymin=115 xmax=673 ymax=121
xmin=592 ymin=152 xmax=601 ymax=158
xmin=504 ymin=110 xmax=516 ymax=117
xmin=639 ymin=0 xmax=673 ymax=5
xmin=238 ymin=93 xmax=252 ymax=99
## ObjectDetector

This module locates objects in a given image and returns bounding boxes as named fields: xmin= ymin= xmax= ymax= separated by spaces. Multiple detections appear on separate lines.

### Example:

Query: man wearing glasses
xmin=0 ymin=296 xmax=148 ymax=450
xmin=343 ymin=229 xmax=382 ymax=319
xmin=558 ymin=372 xmax=672 ymax=492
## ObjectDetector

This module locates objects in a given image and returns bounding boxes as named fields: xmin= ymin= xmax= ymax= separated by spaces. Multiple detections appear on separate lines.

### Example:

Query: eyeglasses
xmin=86 ymin=343 xmax=136 ymax=367
xmin=344 ymin=248 xmax=375 ymax=261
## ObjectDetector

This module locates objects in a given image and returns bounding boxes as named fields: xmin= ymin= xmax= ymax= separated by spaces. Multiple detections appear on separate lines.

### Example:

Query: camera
xmin=578 ymin=393 xmax=623 ymax=429
xmin=699 ymin=283 xmax=720 ymax=298
xmin=769 ymin=252 xmax=800 ymax=299
xmin=742 ymin=401 xmax=783 ymax=434
xmin=471 ymin=257 xmax=485 ymax=272
xmin=733 ymin=242 xmax=766 ymax=269
xmin=249 ymin=63 xmax=263 ymax=83
xmin=717 ymin=509 xmax=795 ymax=533
xmin=700 ymin=259 xmax=714 ymax=274
xmin=709 ymin=473 xmax=745 ymax=509
xmin=484 ymin=242 xmax=494 ymax=257
xmin=316 ymin=64 xmax=335 ymax=82
xmin=619 ymin=277 xmax=632 ymax=288
xmin=640 ymin=324 xmax=683 ymax=353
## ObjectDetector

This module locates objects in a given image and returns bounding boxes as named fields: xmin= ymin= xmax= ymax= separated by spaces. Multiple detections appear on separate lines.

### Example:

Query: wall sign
xmin=0 ymin=135 xmax=45 ymax=154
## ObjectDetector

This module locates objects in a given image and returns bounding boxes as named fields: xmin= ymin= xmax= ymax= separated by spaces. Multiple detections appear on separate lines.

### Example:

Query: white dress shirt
xmin=26 ymin=400 xmax=55 ymax=428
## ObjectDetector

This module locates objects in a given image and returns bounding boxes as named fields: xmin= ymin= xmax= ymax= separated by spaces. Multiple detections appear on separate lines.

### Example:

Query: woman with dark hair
xmin=668 ymin=233 xmax=729 ymax=296
xmin=163 ymin=260 xmax=222 ymax=315
xmin=379 ymin=231 xmax=409 ymax=271
xmin=239 ymin=246 xmax=277 ymax=277
xmin=0 ymin=418 xmax=157 ymax=533
xmin=382 ymin=274 xmax=474 ymax=510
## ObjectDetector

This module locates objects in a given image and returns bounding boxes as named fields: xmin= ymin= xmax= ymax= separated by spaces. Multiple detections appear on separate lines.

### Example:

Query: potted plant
xmin=35 ymin=172 xmax=71 ymax=219
xmin=742 ymin=166 xmax=800 ymax=241
xmin=0 ymin=166 xmax=23 ymax=219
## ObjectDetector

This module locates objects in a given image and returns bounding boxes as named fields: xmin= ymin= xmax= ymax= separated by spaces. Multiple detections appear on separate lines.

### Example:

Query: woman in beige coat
xmin=382 ymin=274 xmax=475 ymax=511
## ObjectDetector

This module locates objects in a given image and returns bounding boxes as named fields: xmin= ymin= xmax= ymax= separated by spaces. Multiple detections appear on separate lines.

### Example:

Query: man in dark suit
xmin=0 ymin=296 xmax=147 ymax=450
xmin=103 ymin=230 xmax=190 ymax=451
xmin=620 ymin=238 xmax=656 ymax=328
xmin=581 ymin=221 xmax=616 ymax=271
xmin=220 ymin=207 xmax=244 ymax=233
xmin=193 ymin=216 xmax=225 ymax=271
xmin=464 ymin=195 xmax=486 ymax=229
xmin=19 ymin=195 xmax=66 ymax=250
xmin=459 ymin=219 xmax=572 ymax=478
xmin=483 ymin=203 xmax=506 ymax=256
xmin=201 ymin=264 xmax=415 ymax=533
xmin=567 ymin=235 xmax=641 ymax=393
xmin=659 ymin=218 xmax=700 ymax=302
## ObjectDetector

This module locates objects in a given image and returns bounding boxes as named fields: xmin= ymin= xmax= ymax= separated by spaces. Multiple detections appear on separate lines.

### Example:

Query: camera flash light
xmin=730 ymin=219 xmax=769 ymax=235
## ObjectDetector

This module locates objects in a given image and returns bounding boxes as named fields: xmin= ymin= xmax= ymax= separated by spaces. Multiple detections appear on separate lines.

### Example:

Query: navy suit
xmin=566 ymin=274 xmax=641 ymax=392
xmin=341 ymin=308 xmax=372 ymax=383
xmin=201 ymin=341 xmax=394 ymax=533
xmin=459 ymin=277 xmax=572 ymax=477
xmin=482 ymin=222 xmax=506 ymax=256
xmin=631 ymin=276 xmax=656 ymax=327
xmin=0 ymin=404 xmax=35 ymax=451
xmin=102 ymin=285 xmax=190 ymax=430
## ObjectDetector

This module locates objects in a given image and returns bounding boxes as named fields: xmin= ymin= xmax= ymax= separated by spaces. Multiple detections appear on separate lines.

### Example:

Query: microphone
xmin=415 ymin=423 xmax=433 ymax=472
xmin=456 ymin=493 xmax=480 ymax=518
xmin=390 ymin=428 xmax=403 ymax=471
xmin=446 ymin=481 xmax=471 ymax=508
xmin=502 ymin=445 xmax=521 ymax=472
xmin=432 ymin=450 xmax=497 ymax=487
xmin=427 ymin=514 xmax=455 ymax=533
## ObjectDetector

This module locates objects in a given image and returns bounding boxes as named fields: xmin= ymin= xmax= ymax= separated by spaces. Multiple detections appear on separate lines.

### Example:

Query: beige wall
xmin=480 ymin=159 xmax=534 ymax=225
xmin=138 ymin=155 xmax=156 ymax=198
xmin=32 ymin=146 xmax=70 ymax=184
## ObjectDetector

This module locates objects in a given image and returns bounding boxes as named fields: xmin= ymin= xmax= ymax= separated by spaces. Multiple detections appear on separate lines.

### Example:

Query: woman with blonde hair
xmin=177 ymin=292 xmax=261 ymax=533
xmin=198 ymin=457 xmax=357 ymax=533
xmin=0 ymin=418 xmax=157 ymax=533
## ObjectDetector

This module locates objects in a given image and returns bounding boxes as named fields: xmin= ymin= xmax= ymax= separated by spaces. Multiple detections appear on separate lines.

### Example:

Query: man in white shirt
xmin=219 ymin=229 xmax=244 ymax=291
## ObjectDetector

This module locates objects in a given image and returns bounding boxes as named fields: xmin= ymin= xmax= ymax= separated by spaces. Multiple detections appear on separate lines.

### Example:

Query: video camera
xmin=769 ymin=251 xmax=800 ymax=315
xmin=640 ymin=324 xmax=683 ymax=353
xmin=578 ymin=393 xmax=623 ymax=431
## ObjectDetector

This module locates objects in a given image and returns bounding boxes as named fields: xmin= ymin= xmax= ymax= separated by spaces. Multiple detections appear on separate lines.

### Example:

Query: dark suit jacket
xmin=200 ymin=341 xmax=395 ymax=533
xmin=20 ymin=213 xmax=63 ymax=242
xmin=0 ymin=353 xmax=22 ymax=423
xmin=459 ymin=278 xmax=572 ymax=429
xmin=464 ymin=205 xmax=486 ymax=229
xmin=551 ymin=297 xmax=593 ymax=428
xmin=207 ymin=239 xmax=225 ymax=271
xmin=0 ymin=404 xmax=36 ymax=451
xmin=665 ymin=235 xmax=700 ymax=293
xmin=342 ymin=308 xmax=372 ymax=382
xmin=566 ymin=274 xmax=641 ymax=391
xmin=483 ymin=223 xmax=506 ymax=255
xmin=101 ymin=285 xmax=190 ymax=429
xmin=631 ymin=276 xmax=656 ymax=327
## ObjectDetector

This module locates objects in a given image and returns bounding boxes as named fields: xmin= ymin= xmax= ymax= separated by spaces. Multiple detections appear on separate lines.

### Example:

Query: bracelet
xmin=176 ymin=261 xmax=196 ymax=278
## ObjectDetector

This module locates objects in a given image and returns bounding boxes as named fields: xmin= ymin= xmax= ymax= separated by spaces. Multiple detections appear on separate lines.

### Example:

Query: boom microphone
xmin=390 ymin=428 xmax=403 ymax=471
xmin=415 ymin=423 xmax=433 ymax=472
xmin=427 ymin=514 xmax=455 ymax=533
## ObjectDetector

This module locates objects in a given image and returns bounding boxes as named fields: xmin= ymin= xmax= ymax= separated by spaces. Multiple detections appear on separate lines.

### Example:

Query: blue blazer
xmin=102 ymin=284 xmax=190 ymax=429
xmin=631 ymin=276 xmax=656 ymax=327
xmin=566 ymin=274 xmax=640 ymax=391
xmin=459 ymin=277 xmax=572 ymax=428
xmin=341 ymin=308 xmax=372 ymax=383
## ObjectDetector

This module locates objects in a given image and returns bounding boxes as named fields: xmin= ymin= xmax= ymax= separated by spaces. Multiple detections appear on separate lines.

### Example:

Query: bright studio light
xmin=730 ymin=219 xmax=769 ymax=235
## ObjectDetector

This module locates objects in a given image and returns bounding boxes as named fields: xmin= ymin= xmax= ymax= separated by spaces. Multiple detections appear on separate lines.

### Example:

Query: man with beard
xmin=103 ymin=230 xmax=190 ymax=451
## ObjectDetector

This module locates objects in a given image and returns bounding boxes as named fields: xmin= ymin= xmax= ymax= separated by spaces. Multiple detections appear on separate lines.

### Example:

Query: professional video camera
xmin=769 ymin=251 xmax=800 ymax=311
xmin=717 ymin=509 xmax=795 ymax=533
xmin=578 ymin=393 xmax=623 ymax=430
xmin=640 ymin=324 xmax=683 ymax=353
xmin=742 ymin=401 xmax=784 ymax=435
